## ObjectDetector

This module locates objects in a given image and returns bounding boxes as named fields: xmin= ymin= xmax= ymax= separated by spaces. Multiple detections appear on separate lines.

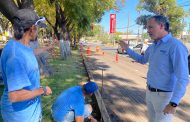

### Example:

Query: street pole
xmin=138 ymin=24 xmax=140 ymax=42
xmin=141 ymin=27 xmax=144 ymax=43
xmin=99 ymin=67 xmax=105 ymax=122
xmin=113 ymin=33 xmax=115 ymax=46
xmin=137 ymin=11 xmax=140 ymax=42
xmin=189 ymin=23 xmax=190 ymax=35
xmin=181 ymin=19 xmax=184 ymax=42
xmin=127 ymin=12 xmax=129 ymax=40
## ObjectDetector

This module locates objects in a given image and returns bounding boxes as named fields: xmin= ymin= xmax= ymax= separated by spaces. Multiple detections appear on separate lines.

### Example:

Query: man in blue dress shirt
xmin=120 ymin=15 xmax=189 ymax=122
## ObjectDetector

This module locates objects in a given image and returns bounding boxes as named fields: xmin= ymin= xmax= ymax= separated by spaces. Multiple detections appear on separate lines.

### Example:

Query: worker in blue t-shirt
xmin=52 ymin=81 xmax=98 ymax=122
xmin=1 ymin=9 xmax=52 ymax=122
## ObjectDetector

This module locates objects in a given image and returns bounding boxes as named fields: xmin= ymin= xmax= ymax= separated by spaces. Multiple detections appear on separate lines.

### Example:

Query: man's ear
xmin=28 ymin=26 xmax=33 ymax=33
xmin=160 ymin=23 xmax=165 ymax=30
xmin=30 ymin=25 xmax=37 ymax=32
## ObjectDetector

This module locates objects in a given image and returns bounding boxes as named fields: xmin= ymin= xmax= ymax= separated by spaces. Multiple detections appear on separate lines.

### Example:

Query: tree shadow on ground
xmin=85 ymin=56 xmax=190 ymax=122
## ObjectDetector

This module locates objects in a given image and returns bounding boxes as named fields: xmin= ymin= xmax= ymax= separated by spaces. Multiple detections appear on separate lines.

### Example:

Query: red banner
xmin=110 ymin=14 xmax=116 ymax=33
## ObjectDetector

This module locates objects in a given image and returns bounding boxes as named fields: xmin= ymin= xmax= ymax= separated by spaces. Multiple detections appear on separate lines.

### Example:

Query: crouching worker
xmin=52 ymin=81 xmax=98 ymax=122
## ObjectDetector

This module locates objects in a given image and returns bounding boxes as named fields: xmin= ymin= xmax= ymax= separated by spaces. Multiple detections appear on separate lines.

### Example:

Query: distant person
xmin=30 ymin=37 xmax=58 ymax=56
xmin=29 ymin=37 xmax=58 ymax=76
xmin=52 ymin=81 xmax=98 ymax=122
xmin=0 ymin=48 xmax=3 ymax=85
xmin=120 ymin=15 xmax=189 ymax=122
xmin=188 ymin=55 xmax=190 ymax=86
xmin=0 ymin=9 xmax=52 ymax=122
xmin=188 ymin=55 xmax=190 ymax=75
xmin=141 ymin=39 xmax=149 ymax=55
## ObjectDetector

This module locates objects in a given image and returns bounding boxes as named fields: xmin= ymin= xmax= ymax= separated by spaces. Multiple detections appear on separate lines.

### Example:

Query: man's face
xmin=30 ymin=25 xmax=38 ymax=41
xmin=147 ymin=18 xmax=164 ymax=41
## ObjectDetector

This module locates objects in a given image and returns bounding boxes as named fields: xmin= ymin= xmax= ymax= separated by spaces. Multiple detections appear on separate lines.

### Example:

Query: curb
xmin=81 ymin=53 xmax=111 ymax=122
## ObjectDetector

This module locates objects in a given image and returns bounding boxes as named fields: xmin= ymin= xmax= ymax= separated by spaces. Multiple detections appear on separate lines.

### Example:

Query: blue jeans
xmin=53 ymin=104 xmax=92 ymax=122
xmin=62 ymin=111 xmax=75 ymax=122
xmin=146 ymin=88 xmax=173 ymax=122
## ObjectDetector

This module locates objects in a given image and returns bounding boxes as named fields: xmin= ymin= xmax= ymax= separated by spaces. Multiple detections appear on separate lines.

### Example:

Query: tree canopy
xmin=34 ymin=0 xmax=122 ymax=45
xmin=136 ymin=0 xmax=188 ymax=36
xmin=0 ymin=0 xmax=124 ymax=46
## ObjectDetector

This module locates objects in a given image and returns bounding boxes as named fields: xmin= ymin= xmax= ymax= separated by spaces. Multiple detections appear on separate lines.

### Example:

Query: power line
xmin=116 ymin=24 xmax=137 ymax=29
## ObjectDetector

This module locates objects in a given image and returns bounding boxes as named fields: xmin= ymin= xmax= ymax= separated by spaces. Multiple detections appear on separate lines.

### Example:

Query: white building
xmin=119 ymin=34 xmax=142 ymax=41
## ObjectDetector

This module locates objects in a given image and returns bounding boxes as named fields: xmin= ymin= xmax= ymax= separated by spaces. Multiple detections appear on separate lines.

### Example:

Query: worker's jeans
xmin=54 ymin=104 xmax=91 ymax=122
xmin=62 ymin=111 xmax=75 ymax=122
xmin=146 ymin=88 xmax=173 ymax=122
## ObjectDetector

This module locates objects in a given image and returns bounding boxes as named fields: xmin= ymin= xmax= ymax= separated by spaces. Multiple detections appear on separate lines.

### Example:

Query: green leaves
xmin=16 ymin=0 xmax=122 ymax=42
xmin=137 ymin=0 xmax=187 ymax=36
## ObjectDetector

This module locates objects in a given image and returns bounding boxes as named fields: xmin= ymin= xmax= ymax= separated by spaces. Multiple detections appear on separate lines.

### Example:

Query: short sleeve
xmin=6 ymin=57 xmax=31 ymax=92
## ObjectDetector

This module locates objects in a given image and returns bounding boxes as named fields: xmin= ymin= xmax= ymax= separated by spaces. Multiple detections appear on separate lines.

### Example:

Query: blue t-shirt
xmin=0 ymin=39 xmax=41 ymax=122
xmin=52 ymin=86 xmax=85 ymax=121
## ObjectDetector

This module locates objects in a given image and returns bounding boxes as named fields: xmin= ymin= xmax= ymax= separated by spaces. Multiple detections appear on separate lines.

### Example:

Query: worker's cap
xmin=12 ymin=9 xmax=47 ymax=29
xmin=84 ymin=81 xmax=98 ymax=94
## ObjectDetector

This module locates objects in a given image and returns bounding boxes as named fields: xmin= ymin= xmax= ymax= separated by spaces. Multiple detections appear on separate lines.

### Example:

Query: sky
xmin=99 ymin=0 xmax=190 ymax=34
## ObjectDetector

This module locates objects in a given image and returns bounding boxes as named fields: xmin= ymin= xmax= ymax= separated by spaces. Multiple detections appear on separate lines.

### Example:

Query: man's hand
xmin=88 ymin=115 xmax=97 ymax=122
xmin=163 ymin=104 xmax=176 ymax=115
xmin=47 ymin=38 xmax=59 ymax=52
xmin=52 ymin=38 xmax=59 ymax=46
xmin=119 ymin=41 xmax=129 ymax=51
xmin=75 ymin=116 xmax=84 ymax=122
xmin=43 ymin=86 xmax=52 ymax=96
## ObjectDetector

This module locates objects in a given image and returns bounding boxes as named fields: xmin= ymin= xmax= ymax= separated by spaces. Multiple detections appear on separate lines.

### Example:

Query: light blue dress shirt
xmin=127 ymin=34 xmax=189 ymax=104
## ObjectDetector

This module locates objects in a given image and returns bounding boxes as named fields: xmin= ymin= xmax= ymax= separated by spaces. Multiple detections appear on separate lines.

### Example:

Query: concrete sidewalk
xmin=84 ymin=49 xmax=190 ymax=122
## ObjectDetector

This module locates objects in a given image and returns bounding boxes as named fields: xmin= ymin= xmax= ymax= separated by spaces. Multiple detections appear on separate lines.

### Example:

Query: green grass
xmin=0 ymin=50 xmax=88 ymax=122
xmin=41 ymin=50 xmax=88 ymax=122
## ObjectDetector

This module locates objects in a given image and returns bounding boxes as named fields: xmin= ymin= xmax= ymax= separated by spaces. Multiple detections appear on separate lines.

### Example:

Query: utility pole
xmin=137 ymin=11 xmax=140 ymax=42
xmin=189 ymin=23 xmax=190 ymax=34
xmin=141 ymin=27 xmax=144 ymax=43
xmin=127 ymin=12 xmax=129 ymax=40
xmin=138 ymin=24 xmax=140 ymax=42
xmin=181 ymin=19 xmax=184 ymax=42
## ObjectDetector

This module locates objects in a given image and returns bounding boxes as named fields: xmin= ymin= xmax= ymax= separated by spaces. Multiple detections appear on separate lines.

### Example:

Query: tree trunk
xmin=0 ymin=0 xmax=18 ymax=23
xmin=0 ymin=0 xmax=34 ymax=23
xmin=73 ymin=34 xmax=77 ymax=48
xmin=20 ymin=0 xmax=34 ymax=9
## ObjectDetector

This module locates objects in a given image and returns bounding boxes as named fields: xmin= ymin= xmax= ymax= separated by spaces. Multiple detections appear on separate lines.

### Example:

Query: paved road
xmin=84 ymin=45 xmax=190 ymax=122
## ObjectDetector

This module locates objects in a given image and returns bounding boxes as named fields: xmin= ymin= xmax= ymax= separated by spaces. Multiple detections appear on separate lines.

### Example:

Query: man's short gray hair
xmin=149 ymin=15 xmax=170 ymax=32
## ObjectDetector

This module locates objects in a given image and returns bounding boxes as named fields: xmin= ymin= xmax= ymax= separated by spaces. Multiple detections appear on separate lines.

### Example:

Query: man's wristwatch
xmin=41 ymin=86 xmax=47 ymax=96
xmin=169 ymin=102 xmax=178 ymax=107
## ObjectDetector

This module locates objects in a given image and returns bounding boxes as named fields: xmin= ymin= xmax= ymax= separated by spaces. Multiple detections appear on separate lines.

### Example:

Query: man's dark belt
xmin=147 ymin=85 xmax=172 ymax=92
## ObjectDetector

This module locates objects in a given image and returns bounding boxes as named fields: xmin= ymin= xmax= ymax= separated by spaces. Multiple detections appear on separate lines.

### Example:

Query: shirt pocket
xmin=159 ymin=50 xmax=170 ymax=68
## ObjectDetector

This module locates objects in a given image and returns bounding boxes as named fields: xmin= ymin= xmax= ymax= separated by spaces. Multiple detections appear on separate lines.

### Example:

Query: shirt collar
xmin=161 ymin=33 xmax=172 ymax=43
xmin=153 ymin=33 xmax=171 ymax=45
